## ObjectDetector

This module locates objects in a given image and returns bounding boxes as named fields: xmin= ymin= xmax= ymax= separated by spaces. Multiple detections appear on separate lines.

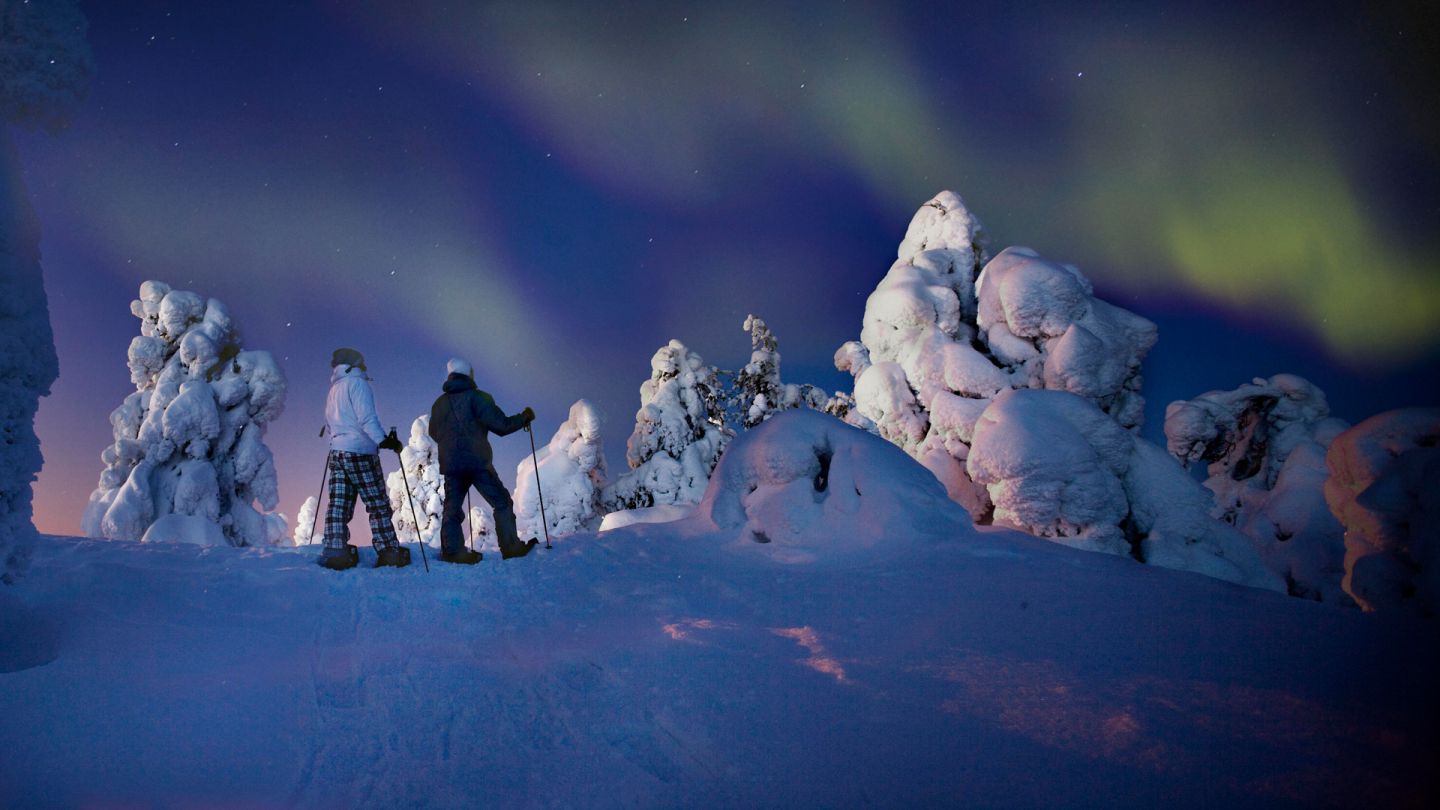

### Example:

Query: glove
xmin=378 ymin=429 xmax=403 ymax=453
xmin=521 ymin=407 xmax=536 ymax=425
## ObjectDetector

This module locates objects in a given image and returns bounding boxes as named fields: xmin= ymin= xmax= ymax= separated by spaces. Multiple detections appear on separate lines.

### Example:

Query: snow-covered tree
xmin=603 ymin=340 xmax=730 ymax=510
xmin=836 ymin=191 xmax=1157 ymax=515
xmin=968 ymin=389 xmax=1283 ymax=592
xmin=0 ymin=0 xmax=92 ymax=580
xmin=386 ymin=415 xmax=445 ymax=548
xmin=1324 ymin=408 xmax=1440 ymax=615
xmin=1166 ymin=374 xmax=1352 ymax=603
xmin=82 ymin=282 xmax=288 ymax=546
xmin=294 ymin=496 xmax=319 ymax=545
xmin=729 ymin=315 xmax=827 ymax=429
xmin=516 ymin=399 xmax=607 ymax=538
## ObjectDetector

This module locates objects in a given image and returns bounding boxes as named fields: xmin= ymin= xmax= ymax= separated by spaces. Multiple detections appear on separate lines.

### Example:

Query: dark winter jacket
xmin=428 ymin=373 xmax=528 ymax=474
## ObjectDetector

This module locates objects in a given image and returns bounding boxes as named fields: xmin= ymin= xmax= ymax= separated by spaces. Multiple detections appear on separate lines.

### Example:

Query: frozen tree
xmin=729 ymin=315 xmax=827 ymax=429
xmin=836 ymin=191 xmax=1157 ymax=516
xmin=1325 ymin=408 xmax=1440 ymax=615
xmin=294 ymin=496 xmax=319 ymax=545
xmin=603 ymin=340 xmax=730 ymax=510
xmin=0 ymin=0 xmax=92 ymax=580
xmin=1166 ymin=374 xmax=1352 ymax=603
xmin=81 ymin=282 xmax=289 ymax=547
xmin=386 ymin=415 xmax=446 ymax=548
xmin=516 ymin=400 xmax=607 ymax=538
xmin=968 ymin=389 xmax=1283 ymax=592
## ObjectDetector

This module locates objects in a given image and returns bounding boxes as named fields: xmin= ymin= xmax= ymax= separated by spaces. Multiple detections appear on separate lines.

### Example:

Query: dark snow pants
xmin=324 ymin=451 xmax=401 ymax=551
xmin=442 ymin=465 xmax=522 ymax=555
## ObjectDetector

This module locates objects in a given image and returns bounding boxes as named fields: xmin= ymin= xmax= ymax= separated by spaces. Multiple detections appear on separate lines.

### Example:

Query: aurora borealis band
xmin=17 ymin=0 xmax=1439 ymax=538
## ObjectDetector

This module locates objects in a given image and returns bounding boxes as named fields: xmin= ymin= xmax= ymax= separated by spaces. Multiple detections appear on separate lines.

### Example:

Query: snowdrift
xmin=688 ymin=409 xmax=972 ymax=563
xmin=3 ymin=517 xmax=1434 ymax=808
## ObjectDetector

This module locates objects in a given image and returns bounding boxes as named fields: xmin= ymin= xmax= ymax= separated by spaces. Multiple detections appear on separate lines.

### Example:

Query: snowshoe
xmin=318 ymin=544 xmax=360 ymax=571
xmin=439 ymin=548 xmax=482 ymax=565
xmin=500 ymin=538 xmax=539 ymax=560
xmin=374 ymin=545 xmax=412 ymax=568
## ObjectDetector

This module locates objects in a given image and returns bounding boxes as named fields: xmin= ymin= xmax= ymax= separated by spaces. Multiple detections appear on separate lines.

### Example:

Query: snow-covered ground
xmin=4 ymin=418 xmax=1435 ymax=808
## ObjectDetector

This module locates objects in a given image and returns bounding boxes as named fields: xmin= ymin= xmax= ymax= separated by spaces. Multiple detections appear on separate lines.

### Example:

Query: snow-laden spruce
xmin=81 ymin=282 xmax=288 ymax=546
xmin=1324 ymin=408 xmax=1440 ymax=615
xmin=1166 ymin=374 xmax=1351 ymax=602
xmin=516 ymin=400 xmax=607 ymax=538
xmin=730 ymin=315 xmax=827 ymax=429
xmin=836 ymin=191 xmax=1156 ymax=514
xmin=969 ymin=389 xmax=1283 ymax=591
xmin=0 ymin=0 xmax=93 ymax=580
xmin=385 ymin=416 xmax=446 ymax=548
xmin=603 ymin=340 xmax=730 ymax=510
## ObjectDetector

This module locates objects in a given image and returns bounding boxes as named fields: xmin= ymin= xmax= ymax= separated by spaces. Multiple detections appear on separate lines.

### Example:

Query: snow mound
xmin=691 ymin=409 xmax=972 ymax=563
xmin=139 ymin=513 xmax=228 ymax=546
xmin=1325 ymin=408 xmax=1440 ymax=615
xmin=970 ymin=389 xmax=1284 ymax=591
xmin=81 ymin=281 xmax=288 ymax=546
xmin=517 ymin=399 xmax=607 ymax=538
xmin=598 ymin=503 xmax=694 ymax=532
xmin=1166 ymin=374 xmax=1351 ymax=603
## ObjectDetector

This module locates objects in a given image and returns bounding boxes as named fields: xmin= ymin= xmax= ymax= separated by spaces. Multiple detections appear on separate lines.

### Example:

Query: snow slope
xmin=3 ymin=419 xmax=1435 ymax=808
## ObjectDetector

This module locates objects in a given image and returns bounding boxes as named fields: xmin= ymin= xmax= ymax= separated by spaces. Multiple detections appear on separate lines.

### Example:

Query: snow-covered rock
xmin=0 ymin=0 xmax=93 ymax=581
xmin=386 ymin=416 xmax=445 ymax=548
xmin=969 ymin=389 xmax=1283 ymax=591
xmin=689 ymin=409 xmax=973 ymax=564
xmin=837 ymin=192 xmax=1157 ymax=526
xmin=81 ymin=282 xmax=288 ymax=546
xmin=139 ymin=513 xmax=228 ymax=546
xmin=603 ymin=340 xmax=730 ymax=510
xmin=1166 ymin=374 xmax=1351 ymax=603
xmin=517 ymin=400 xmax=607 ymax=538
xmin=1325 ymin=408 xmax=1440 ymax=615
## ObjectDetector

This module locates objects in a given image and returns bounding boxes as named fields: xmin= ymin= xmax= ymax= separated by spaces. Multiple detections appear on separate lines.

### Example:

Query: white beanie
xmin=447 ymin=357 xmax=473 ymax=378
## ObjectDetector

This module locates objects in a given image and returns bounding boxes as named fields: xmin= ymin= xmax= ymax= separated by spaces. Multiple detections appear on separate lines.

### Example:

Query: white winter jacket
xmin=326 ymin=364 xmax=387 ymax=454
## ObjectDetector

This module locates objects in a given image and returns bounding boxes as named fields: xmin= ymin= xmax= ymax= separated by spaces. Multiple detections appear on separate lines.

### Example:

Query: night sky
xmin=20 ymin=1 xmax=1440 ymax=539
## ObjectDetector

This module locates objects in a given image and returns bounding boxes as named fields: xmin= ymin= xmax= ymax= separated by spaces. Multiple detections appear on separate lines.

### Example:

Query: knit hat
xmin=331 ymin=347 xmax=366 ymax=370
xmin=447 ymin=357 xmax=473 ymax=378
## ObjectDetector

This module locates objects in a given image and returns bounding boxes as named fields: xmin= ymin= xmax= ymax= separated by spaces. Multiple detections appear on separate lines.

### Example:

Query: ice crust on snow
xmin=838 ymin=192 xmax=1157 ymax=521
xmin=603 ymin=340 xmax=729 ymax=511
xmin=81 ymin=282 xmax=289 ymax=546
xmin=1324 ymin=408 xmax=1440 ymax=615
xmin=1165 ymin=374 xmax=1351 ymax=603
xmin=690 ymin=409 xmax=972 ymax=564
xmin=516 ymin=399 xmax=607 ymax=538
xmin=969 ymin=388 xmax=1283 ymax=591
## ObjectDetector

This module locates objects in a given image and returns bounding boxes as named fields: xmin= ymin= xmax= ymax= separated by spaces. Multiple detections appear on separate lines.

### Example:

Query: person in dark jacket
xmin=428 ymin=358 xmax=537 ymax=563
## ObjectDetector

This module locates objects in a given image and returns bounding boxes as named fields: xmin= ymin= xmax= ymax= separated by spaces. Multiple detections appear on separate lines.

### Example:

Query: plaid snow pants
xmin=323 ymin=450 xmax=401 ymax=551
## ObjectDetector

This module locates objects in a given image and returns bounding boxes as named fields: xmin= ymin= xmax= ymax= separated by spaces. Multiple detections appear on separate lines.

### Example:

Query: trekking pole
xmin=525 ymin=424 xmax=552 ymax=549
xmin=389 ymin=434 xmax=430 ymax=572
xmin=307 ymin=450 xmax=332 ymax=545
xmin=466 ymin=492 xmax=475 ymax=553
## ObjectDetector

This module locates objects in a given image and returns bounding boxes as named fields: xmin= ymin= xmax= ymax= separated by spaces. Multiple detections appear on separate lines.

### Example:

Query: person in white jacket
xmin=319 ymin=347 xmax=410 ymax=570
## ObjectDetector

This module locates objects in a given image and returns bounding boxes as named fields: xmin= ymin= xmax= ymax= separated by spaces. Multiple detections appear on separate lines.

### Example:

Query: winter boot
xmin=439 ymin=548 xmax=482 ymax=565
xmin=374 ymin=545 xmax=412 ymax=568
xmin=319 ymin=544 xmax=360 ymax=571
xmin=500 ymin=538 xmax=539 ymax=560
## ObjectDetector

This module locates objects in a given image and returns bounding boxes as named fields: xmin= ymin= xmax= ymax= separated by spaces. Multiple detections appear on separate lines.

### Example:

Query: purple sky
xmin=20 ymin=1 xmax=1440 ymax=538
